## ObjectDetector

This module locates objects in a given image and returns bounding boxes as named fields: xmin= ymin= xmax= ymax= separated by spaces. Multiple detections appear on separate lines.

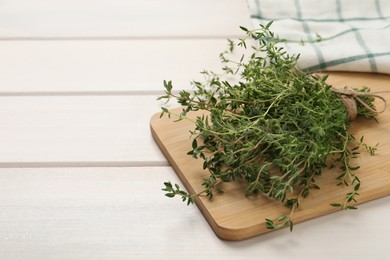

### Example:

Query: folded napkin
xmin=247 ymin=0 xmax=390 ymax=74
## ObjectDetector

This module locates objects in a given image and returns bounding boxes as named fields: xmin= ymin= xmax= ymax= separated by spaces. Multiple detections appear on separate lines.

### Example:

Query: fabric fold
xmin=247 ymin=0 xmax=390 ymax=74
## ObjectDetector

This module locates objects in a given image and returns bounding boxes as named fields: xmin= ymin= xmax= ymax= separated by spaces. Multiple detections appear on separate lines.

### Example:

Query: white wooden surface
xmin=0 ymin=0 xmax=251 ymax=38
xmin=0 ymin=96 xmax=167 ymax=166
xmin=0 ymin=40 xmax=231 ymax=93
xmin=0 ymin=1 xmax=389 ymax=259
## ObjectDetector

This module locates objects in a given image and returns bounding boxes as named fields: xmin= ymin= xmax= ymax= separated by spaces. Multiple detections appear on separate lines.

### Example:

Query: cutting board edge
xmin=150 ymin=112 xmax=273 ymax=240
xmin=150 ymin=104 xmax=390 ymax=240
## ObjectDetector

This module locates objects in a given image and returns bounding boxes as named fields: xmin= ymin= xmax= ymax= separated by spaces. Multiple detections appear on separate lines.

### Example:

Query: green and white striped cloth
xmin=247 ymin=0 xmax=390 ymax=74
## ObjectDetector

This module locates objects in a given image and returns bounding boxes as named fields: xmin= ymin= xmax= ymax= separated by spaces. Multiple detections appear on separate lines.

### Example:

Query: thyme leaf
xmin=160 ymin=23 xmax=380 ymax=232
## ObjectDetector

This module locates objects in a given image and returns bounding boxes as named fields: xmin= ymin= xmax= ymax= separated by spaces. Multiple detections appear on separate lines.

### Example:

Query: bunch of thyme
xmin=160 ymin=22 xmax=379 ymax=231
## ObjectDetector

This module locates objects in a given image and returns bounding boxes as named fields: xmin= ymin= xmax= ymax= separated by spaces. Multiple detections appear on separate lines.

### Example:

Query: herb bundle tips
xmin=159 ymin=22 xmax=381 ymax=231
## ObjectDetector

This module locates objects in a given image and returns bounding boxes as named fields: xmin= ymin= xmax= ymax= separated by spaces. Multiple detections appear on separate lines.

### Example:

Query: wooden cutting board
xmin=150 ymin=72 xmax=390 ymax=240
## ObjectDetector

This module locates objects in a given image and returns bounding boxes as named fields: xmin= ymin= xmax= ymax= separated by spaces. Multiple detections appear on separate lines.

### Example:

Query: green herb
xmin=159 ymin=22 xmax=381 ymax=231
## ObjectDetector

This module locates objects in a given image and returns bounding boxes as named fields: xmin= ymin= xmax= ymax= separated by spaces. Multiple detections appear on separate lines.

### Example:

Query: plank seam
xmin=0 ymin=161 xmax=170 ymax=168
xmin=0 ymin=91 xmax=168 ymax=97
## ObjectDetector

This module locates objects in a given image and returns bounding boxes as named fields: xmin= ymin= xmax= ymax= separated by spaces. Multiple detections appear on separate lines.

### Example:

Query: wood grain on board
xmin=150 ymin=72 xmax=390 ymax=240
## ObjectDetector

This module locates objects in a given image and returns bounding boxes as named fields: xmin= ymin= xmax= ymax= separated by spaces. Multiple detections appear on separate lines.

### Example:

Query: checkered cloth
xmin=246 ymin=0 xmax=390 ymax=74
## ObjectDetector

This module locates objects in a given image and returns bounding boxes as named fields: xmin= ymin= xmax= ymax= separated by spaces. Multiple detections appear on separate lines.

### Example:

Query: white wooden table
xmin=0 ymin=1 xmax=389 ymax=259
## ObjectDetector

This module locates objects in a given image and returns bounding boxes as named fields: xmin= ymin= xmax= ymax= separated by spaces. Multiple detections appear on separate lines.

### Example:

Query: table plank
xmin=2 ymin=42 xmax=386 ymax=95
xmin=0 ymin=0 xmax=251 ymax=38
xmin=0 ymin=39 xmax=232 ymax=93
xmin=0 ymin=73 xmax=387 ymax=167
xmin=0 ymin=167 xmax=388 ymax=259
xmin=0 ymin=96 xmax=170 ymax=166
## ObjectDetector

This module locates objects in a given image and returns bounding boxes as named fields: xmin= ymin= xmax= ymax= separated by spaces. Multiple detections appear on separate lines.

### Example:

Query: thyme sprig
xmin=159 ymin=22 xmax=380 ymax=232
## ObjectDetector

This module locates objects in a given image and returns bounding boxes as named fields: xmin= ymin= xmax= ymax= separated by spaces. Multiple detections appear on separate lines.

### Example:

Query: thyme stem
xmin=160 ymin=22 xmax=382 ymax=232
